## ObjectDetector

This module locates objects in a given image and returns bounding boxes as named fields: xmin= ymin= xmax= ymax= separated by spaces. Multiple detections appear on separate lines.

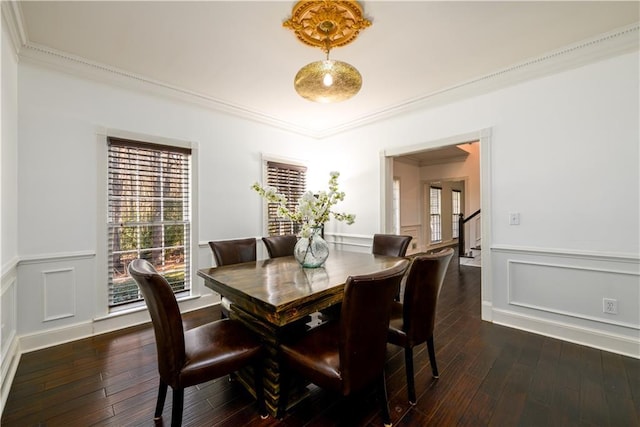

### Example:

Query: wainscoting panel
xmin=16 ymin=252 xmax=95 ymax=337
xmin=508 ymin=260 xmax=639 ymax=329
xmin=42 ymin=268 xmax=76 ymax=322
xmin=1 ymin=259 xmax=19 ymax=415
xmin=492 ymin=246 xmax=640 ymax=358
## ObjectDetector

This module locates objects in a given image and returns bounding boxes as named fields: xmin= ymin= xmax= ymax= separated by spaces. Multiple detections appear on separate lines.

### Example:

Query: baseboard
xmin=481 ymin=301 xmax=493 ymax=321
xmin=0 ymin=334 xmax=20 ymax=417
xmin=492 ymin=307 xmax=640 ymax=359
xmin=19 ymin=293 xmax=218 ymax=354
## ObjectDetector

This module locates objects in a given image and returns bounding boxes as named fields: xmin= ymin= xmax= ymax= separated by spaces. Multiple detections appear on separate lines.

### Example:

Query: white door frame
xmin=380 ymin=128 xmax=493 ymax=321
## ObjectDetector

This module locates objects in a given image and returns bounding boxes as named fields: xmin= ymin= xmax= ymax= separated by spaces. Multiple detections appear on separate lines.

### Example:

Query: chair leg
xmin=426 ymin=336 xmax=439 ymax=378
xmin=404 ymin=347 xmax=417 ymax=405
xmin=154 ymin=379 xmax=168 ymax=420
xmin=171 ymin=388 xmax=184 ymax=427
xmin=378 ymin=371 xmax=392 ymax=427
xmin=253 ymin=359 xmax=268 ymax=419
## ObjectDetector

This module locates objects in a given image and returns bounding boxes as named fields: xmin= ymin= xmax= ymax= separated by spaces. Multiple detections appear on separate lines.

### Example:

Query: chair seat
xmin=180 ymin=319 xmax=262 ymax=388
xmin=280 ymin=321 xmax=342 ymax=393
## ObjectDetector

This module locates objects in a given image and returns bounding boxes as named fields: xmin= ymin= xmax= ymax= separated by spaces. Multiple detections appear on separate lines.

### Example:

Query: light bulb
xmin=323 ymin=73 xmax=333 ymax=87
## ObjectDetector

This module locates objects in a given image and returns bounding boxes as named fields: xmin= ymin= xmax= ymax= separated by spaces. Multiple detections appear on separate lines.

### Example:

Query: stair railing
xmin=458 ymin=209 xmax=481 ymax=268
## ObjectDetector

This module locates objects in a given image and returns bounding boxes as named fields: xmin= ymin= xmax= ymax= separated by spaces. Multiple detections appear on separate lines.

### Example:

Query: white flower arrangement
xmin=252 ymin=171 xmax=355 ymax=238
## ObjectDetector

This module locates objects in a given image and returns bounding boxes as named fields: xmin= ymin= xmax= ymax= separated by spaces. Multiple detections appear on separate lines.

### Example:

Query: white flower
xmin=252 ymin=171 xmax=356 ymax=236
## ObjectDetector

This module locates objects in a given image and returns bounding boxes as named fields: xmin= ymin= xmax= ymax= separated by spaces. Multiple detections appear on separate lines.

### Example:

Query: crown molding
xmin=316 ymin=23 xmax=640 ymax=138
xmin=1 ymin=0 xmax=27 ymax=57
xmin=11 ymin=20 xmax=640 ymax=140
xmin=18 ymin=41 xmax=318 ymax=138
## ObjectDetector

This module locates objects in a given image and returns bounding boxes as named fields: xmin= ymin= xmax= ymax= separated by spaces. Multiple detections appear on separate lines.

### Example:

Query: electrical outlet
xmin=603 ymin=298 xmax=618 ymax=314
xmin=509 ymin=212 xmax=520 ymax=225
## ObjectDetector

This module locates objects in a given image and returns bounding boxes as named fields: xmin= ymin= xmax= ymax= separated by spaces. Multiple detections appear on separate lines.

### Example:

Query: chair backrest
xmin=262 ymin=234 xmax=298 ymax=258
xmin=402 ymin=248 xmax=454 ymax=344
xmin=128 ymin=259 xmax=186 ymax=385
xmin=208 ymin=238 xmax=257 ymax=266
xmin=372 ymin=234 xmax=412 ymax=257
xmin=339 ymin=259 xmax=410 ymax=394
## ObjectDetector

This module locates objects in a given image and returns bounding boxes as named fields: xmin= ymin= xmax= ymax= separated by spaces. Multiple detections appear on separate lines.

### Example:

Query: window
xmin=452 ymin=189 xmax=461 ymax=239
xmin=430 ymin=186 xmax=442 ymax=242
xmin=265 ymin=161 xmax=307 ymax=236
xmin=107 ymin=137 xmax=191 ymax=308
xmin=392 ymin=178 xmax=400 ymax=235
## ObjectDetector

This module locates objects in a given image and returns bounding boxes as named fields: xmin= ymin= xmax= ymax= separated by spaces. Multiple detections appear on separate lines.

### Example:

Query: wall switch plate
xmin=509 ymin=212 xmax=520 ymax=225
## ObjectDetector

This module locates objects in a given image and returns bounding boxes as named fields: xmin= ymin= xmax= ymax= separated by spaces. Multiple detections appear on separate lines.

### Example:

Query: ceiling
xmin=9 ymin=1 xmax=640 ymax=138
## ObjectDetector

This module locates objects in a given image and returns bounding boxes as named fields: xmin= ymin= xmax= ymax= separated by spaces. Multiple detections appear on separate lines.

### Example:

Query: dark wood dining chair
xmin=372 ymin=233 xmax=413 ymax=301
xmin=127 ymin=259 xmax=266 ymax=427
xmin=277 ymin=259 xmax=410 ymax=426
xmin=387 ymin=248 xmax=454 ymax=405
xmin=372 ymin=233 xmax=413 ymax=257
xmin=262 ymin=234 xmax=297 ymax=258
xmin=208 ymin=237 xmax=257 ymax=318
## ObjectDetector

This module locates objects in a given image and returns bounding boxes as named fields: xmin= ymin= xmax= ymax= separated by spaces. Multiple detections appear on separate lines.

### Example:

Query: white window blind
xmin=266 ymin=161 xmax=306 ymax=236
xmin=430 ymin=186 xmax=442 ymax=242
xmin=108 ymin=137 xmax=191 ymax=308
xmin=452 ymin=189 xmax=461 ymax=239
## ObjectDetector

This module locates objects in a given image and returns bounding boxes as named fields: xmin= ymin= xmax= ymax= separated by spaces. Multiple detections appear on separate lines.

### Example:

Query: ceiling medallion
xmin=284 ymin=1 xmax=372 ymax=103
xmin=283 ymin=0 xmax=372 ymax=53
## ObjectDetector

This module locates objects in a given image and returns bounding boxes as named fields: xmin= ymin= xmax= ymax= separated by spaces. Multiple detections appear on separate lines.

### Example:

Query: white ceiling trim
xmin=1 ymin=1 xmax=27 ymax=56
xmin=6 ymin=0 xmax=639 ymax=140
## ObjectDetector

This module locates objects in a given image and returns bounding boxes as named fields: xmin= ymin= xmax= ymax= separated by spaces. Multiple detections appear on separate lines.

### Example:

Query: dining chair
xmin=277 ymin=259 xmax=410 ymax=426
xmin=127 ymin=259 xmax=266 ymax=427
xmin=208 ymin=237 xmax=257 ymax=318
xmin=372 ymin=233 xmax=413 ymax=257
xmin=262 ymin=234 xmax=298 ymax=258
xmin=387 ymin=248 xmax=454 ymax=405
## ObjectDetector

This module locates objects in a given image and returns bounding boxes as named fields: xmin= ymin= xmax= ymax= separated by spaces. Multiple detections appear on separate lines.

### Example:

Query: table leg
xmin=229 ymin=305 xmax=310 ymax=416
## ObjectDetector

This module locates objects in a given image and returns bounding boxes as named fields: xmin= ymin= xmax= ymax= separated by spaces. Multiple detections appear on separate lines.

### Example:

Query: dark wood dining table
xmin=197 ymin=250 xmax=407 ymax=416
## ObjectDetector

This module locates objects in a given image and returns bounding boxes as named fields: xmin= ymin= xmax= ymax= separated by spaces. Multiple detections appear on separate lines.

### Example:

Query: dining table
xmin=197 ymin=250 xmax=408 ymax=416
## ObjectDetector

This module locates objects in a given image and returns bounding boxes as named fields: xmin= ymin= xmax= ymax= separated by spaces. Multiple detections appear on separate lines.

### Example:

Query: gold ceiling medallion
xmin=283 ymin=1 xmax=372 ymax=103
xmin=283 ymin=0 xmax=372 ymax=53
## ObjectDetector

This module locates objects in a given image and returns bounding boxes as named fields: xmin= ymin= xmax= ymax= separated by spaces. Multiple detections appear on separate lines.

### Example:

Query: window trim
xmin=96 ymin=129 xmax=199 ymax=317
xmin=259 ymin=154 xmax=307 ymax=237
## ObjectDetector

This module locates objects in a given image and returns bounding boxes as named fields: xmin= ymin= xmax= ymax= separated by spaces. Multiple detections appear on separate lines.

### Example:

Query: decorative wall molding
xmin=42 ymin=268 xmax=76 ymax=322
xmin=507 ymin=260 xmax=639 ymax=330
xmin=19 ymin=250 xmax=96 ymax=265
xmin=492 ymin=244 xmax=639 ymax=263
xmin=0 ymin=267 xmax=19 ymax=416
xmin=5 ymin=0 xmax=637 ymax=140
xmin=1 ymin=257 xmax=18 ymax=285
xmin=0 ymin=333 xmax=20 ymax=416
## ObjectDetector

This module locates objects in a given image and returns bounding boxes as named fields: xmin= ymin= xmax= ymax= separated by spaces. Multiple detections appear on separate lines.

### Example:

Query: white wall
xmin=321 ymin=52 xmax=640 ymax=357
xmin=1 ymin=15 xmax=20 ymax=414
xmin=15 ymin=62 xmax=320 ymax=348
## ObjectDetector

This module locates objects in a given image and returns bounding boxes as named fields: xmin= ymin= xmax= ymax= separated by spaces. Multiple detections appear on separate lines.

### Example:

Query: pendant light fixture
xmin=284 ymin=1 xmax=371 ymax=103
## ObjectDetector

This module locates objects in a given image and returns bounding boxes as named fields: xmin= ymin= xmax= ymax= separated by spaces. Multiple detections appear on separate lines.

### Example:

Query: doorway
xmin=381 ymin=128 xmax=493 ymax=322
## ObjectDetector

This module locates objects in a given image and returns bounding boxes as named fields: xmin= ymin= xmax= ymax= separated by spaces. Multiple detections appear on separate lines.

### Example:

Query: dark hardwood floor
xmin=3 ymin=261 xmax=639 ymax=426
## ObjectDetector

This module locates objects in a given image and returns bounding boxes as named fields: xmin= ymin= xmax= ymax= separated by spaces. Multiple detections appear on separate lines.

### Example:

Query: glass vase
xmin=294 ymin=227 xmax=329 ymax=268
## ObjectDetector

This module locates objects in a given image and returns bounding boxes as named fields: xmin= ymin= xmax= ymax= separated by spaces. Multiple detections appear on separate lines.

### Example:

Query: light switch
xmin=509 ymin=212 xmax=520 ymax=225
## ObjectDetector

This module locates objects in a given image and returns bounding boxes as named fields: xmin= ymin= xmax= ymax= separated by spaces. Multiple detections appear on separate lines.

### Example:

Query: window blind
xmin=107 ymin=137 xmax=191 ymax=308
xmin=452 ymin=190 xmax=461 ymax=239
xmin=430 ymin=186 xmax=442 ymax=242
xmin=266 ymin=161 xmax=306 ymax=236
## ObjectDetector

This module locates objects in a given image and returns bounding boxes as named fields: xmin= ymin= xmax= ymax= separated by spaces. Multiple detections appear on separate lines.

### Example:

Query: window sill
xmin=94 ymin=294 xmax=202 ymax=322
